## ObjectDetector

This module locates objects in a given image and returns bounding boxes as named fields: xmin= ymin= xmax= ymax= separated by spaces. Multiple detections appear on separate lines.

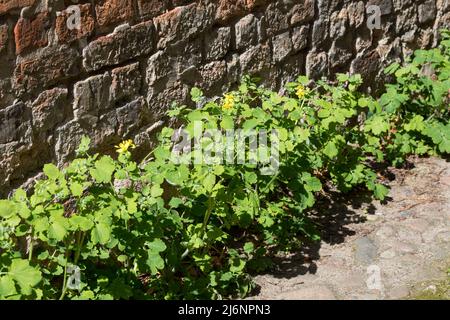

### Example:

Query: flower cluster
xmin=115 ymin=139 xmax=136 ymax=154
xmin=222 ymin=93 xmax=235 ymax=110
xmin=296 ymin=85 xmax=307 ymax=99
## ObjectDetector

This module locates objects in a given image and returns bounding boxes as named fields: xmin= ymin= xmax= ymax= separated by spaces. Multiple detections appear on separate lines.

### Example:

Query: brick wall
xmin=0 ymin=0 xmax=449 ymax=196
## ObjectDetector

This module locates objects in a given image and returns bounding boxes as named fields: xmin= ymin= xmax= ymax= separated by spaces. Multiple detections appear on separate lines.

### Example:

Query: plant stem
xmin=59 ymin=262 xmax=68 ymax=300
xmin=181 ymin=248 xmax=190 ymax=260
xmin=261 ymin=173 xmax=279 ymax=194
xmin=201 ymin=193 xmax=214 ymax=238
xmin=59 ymin=243 xmax=70 ymax=300
xmin=74 ymin=232 xmax=85 ymax=265
xmin=28 ymin=236 xmax=33 ymax=262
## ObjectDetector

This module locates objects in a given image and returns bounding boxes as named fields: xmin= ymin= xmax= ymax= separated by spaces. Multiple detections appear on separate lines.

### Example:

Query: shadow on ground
xmin=252 ymin=186 xmax=388 ymax=283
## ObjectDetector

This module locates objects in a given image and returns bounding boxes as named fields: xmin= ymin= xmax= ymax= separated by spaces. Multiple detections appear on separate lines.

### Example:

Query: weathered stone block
xmin=278 ymin=52 xmax=305 ymax=86
xmin=438 ymin=11 xmax=450 ymax=29
xmin=172 ymin=0 xmax=194 ymax=7
xmin=95 ymin=0 xmax=135 ymax=32
xmin=292 ymin=25 xmax=309 ymax=52
xmin=14 ymin=11 xmax=50 ymax=55
xmin=289 ymin=0 xmax=315 ymax=25
xmin=73 ymin=73 xmax=112 ymax=125
xmin=13 ymin=45 xmax=80 ymax=94
xmin=54 ymin=120 xmax=84 ymax=165
xmin=31 ymin=87 xmax=68 ymax=132
xmin=395 ymin=6 xmax=416 ymax=34
xmin=137 ymin=0 xmax=169 ymax=20
xmin=147 ymin=38 xmax=203 ymax=88
xmin=263 ymin=2 xmax=289 ymax=37
xmin=368 ymin=0 xmax=393 ymax=15
xmin=418 ymin=0 xmax=437 ymax=24
xmin=56 ymin=4 xmax=95 ymax=44
xmin=166 ymin=38 xmax=203 ymax=73
xmin=0 ymin=80 xmax=13 ymax=109
xmin=83 ymin=21 xmax=155 ymax=72
xmin=216 ymin=0 xmax=266 ymax=23
xmin=272 ymin=31 xmax=293 ymax=63
xmin=205 ymin=27 xmax=231 ymax=61
xmin=354 ymin=236 xmax=377 ymax=265
xmin=330 ymin=8 xmax=349 ymax=40
xmin=55 ymin=109 xmax=135 ymax=166
xmin=329 ymin=42 xmax=353 ymax=69
xmin=73 ymin=62 xmax=142 ymax=128
xmin=0 ymin=23 xmax=8 ymax=53
xmin=197 ymin=60 xmax=228 ymax=91
xmin=146 ymin=80 xmax=189 ymax=120
xmin=356 ymin=34 xmax=372 ymax=52
xmin=350 ymin=49 xmax=381 ymax=82
xmin=393 ymin=0 xmax=414 ymax=11
xmin=226 ymin=53 xmax=241 ymax=85
xmin=235 ymin=14 xmax=258 ymax=50
xmin=311 ymin=19 xmax=329 ymax=48
xmin=115 ymin=97 xmax=148 ymax=136
xmin=146 ymin=50 xmax=173 ymax=86
xmin=155 ymin=2 xmax=216 ymax=49
xmin=110 ymin=62 xmax=142 ymax=102
xmin=347 ymin=1 xmax=365 ymax=28
xmin=441 ymin=0 xmax=450 ymax=12
xmin=239 ymin=43 xmax=271 ymax=74
xmin=306 ymin=51 xmax=328 ymax=79
xmin=0 ymin=0 xmax=35 ymax=15
xmin=148 ymin=37 xmax=204 ymax=88
xmin=0 ymin=102 xmax=31 ymax=145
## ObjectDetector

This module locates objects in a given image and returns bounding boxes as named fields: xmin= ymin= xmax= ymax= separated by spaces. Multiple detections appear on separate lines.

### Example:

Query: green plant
xmin=1 ymin=138 xmax=168 ymax=299
xmin=0 ymin=31 xmax=449 ymax=300
xmin=377 ymin=30 xmax=450 ymax=166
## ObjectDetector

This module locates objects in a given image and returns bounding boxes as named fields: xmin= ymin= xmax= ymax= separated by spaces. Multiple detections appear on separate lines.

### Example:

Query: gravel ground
xmin=248 ymin=157 xmax=450 ymax=300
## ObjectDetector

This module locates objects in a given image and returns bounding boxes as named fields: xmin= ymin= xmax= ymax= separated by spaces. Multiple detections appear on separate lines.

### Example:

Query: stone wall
xmin=0 ymin=0 xmax=449 ymax=196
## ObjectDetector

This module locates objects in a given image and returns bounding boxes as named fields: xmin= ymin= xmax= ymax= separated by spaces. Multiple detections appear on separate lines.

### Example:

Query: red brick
xmin=0 ymin=0 xmax=35 ymax=15
xmin=95 ymin=0 xmax=135 ymax=31
xmin=137 ymin=0 xmax=168 ymax=19
xmin=0 ymin=24 xmax=8 ymax=53
xmin=14 ymin=12 xmax=50 ymax=55
xmin=56 ymin=4 xmax=94 ymax=43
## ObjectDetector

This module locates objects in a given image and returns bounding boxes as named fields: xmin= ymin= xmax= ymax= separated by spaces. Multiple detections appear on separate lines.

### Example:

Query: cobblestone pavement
xmin=250 ymin=157 xmax=450 ymax=300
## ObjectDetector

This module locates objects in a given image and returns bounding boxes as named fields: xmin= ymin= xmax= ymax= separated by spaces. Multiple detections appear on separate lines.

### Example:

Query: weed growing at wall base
xmin=170 ymin=120 xmax=280 ymax=175
xmin=0 ymin=31 xmax=449 ymax=300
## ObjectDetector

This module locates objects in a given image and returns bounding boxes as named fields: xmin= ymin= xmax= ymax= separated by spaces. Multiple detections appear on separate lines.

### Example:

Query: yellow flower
xmin=115 ymin=139 xmax=136 ymax=154
xmin=296 ymin=85 xmax=307 ymax=99
xmin=222 ymin=93 xmax=235 ymax=110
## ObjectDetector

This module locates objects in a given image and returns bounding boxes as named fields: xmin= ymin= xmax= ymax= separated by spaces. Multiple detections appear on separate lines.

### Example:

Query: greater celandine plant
xmin=0 ymin=30 xmax=449 ymax=300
